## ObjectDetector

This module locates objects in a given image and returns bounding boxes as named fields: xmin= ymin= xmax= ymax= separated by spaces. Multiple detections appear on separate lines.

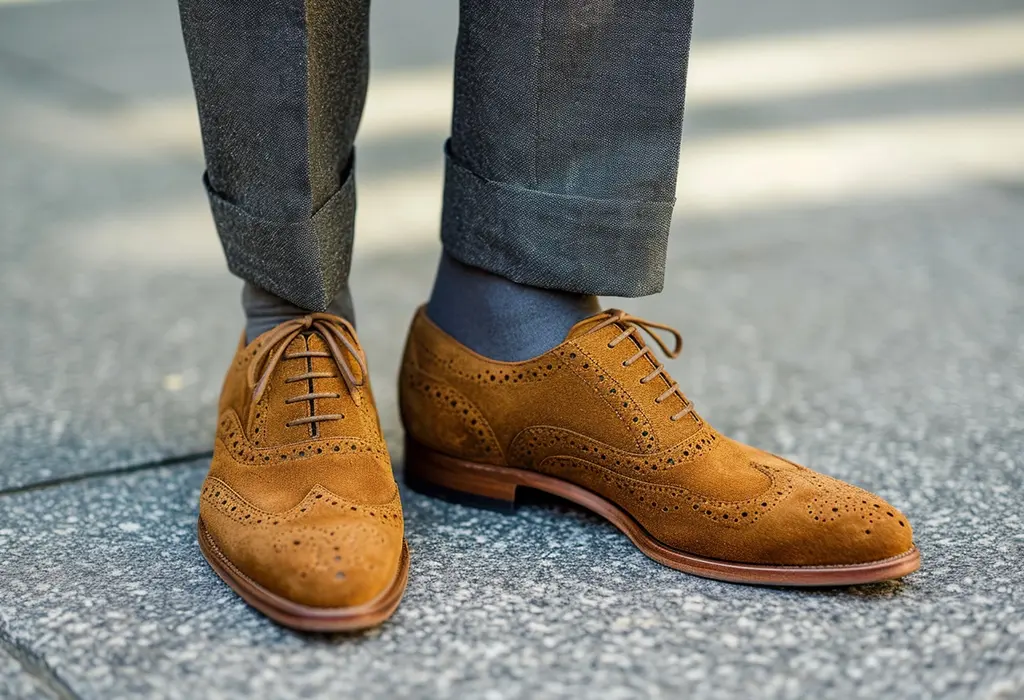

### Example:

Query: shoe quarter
xmin=563 ymin=326 xmax=668 ymax=452
xmin=405 ymin=328 xmax=638 ymax=459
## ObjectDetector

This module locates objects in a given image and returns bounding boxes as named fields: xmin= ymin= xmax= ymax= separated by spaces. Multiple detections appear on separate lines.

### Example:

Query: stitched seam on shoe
xmin=416 ymin=340 xmax=557 ymax=386
xmin=533 ymin=453 xmax=779 ymax=506
xmin=576 ymin=341 xmax=661 ymax=451
xmin=509 ymin=424 xmax=724 ymax=474
xmin=202 ymin=477 xmax=402 ymax=524
xmin=564 ymin=343 xmax=649 ymax=452
xmin=534 ymin=456 xmax=789 ymax=526
xmin=401 ymin=366 xmax=505 ymax=462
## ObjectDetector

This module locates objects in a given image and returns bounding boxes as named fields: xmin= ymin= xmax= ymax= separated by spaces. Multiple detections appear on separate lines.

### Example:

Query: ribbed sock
xmin=425 ymin=253 xmax=600 ymax=361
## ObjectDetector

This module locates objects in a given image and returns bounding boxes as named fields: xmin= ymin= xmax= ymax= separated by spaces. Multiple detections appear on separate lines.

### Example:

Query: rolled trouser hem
xmin=205 ymin=168 xmax=356 ymax=312
xmin=440 ymin=146 xmax=674 ymax=297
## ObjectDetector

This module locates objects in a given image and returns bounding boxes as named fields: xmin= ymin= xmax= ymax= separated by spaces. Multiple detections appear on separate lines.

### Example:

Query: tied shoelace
xmin=247 ymin=314 xmax=367 ymax=429
xmin=583 ymin=310 xmax=696 ymax=423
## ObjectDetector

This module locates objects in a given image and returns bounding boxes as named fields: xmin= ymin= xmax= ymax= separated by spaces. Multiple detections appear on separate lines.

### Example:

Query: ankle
xmin=242 ymin=282 xmax=354 ymax=343
xmin=426 ymin=253 xmax=599 ymax=362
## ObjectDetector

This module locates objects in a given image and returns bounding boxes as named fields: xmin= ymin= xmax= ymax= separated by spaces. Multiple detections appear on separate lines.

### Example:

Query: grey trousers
xmin=178 ymin=0 xmax=694 ymax=311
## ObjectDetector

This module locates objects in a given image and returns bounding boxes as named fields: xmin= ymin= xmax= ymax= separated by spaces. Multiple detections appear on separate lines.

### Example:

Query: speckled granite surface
xmin=1 ymin=0 xmax=1022 ymax=697
xmin=2 ymin=186 xmax=1022 ymax=698
xmin=0 ymin=438 xmax=1021 ymax=700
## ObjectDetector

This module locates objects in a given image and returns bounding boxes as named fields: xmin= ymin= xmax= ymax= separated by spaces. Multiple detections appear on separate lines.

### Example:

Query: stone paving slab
xmin=1 ymin=0 xmax=1023 ymax=697
xmin=1 ymin=189 xmax=1022 ymax=698
xmin=0 ymin=441 xmax=1020 ymax=700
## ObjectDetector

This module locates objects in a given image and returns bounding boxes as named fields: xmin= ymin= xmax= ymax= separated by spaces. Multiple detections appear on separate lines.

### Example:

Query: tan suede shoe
xmin=400 ymin=308 xmax=919 ymax=586
xmin=198 ymin=314 xmax=408 ymax=631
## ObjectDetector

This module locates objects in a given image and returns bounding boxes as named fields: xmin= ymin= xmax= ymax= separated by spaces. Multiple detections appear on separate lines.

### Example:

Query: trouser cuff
xmin=205 ymin=166 xmax=356 ymax=312
xmin=440 ymin=143 xmax=674 ymax=297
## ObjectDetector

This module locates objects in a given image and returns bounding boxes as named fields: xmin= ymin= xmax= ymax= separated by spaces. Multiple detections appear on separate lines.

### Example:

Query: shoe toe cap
xmin=254 ymin=522 xmax=400 ymax=608
xmin=761 ymin=470 xmax=915 ymax=566
xmin=200 ymin=490 xmax=404 ymax=609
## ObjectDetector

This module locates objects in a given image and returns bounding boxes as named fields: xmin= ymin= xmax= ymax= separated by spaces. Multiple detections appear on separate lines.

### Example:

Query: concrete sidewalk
xmin=1 ymin=0 xmax=1022 ymax=697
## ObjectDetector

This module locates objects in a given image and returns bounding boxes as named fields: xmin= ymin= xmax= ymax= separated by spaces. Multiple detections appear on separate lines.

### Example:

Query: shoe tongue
xmin=304 ymin=326 xmax=365 ymax=383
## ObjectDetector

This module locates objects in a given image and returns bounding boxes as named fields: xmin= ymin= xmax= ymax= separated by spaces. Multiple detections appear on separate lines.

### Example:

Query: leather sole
xmin=404 ymin=438 xmax=920 ymax=587
xmin=197 ymin=518 xmax=409 ymax=632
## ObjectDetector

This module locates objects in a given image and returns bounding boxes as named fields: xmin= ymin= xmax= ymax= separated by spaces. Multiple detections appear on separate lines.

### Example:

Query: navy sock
xmin=242 ymin=282 xmax=354 ymax=343
xmin=425 ymin=253 xmax=600 ymax=361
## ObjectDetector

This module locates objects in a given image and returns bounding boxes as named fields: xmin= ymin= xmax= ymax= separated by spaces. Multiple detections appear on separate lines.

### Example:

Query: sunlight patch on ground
xmin=10 ymin=12 xmax=1024 ymax=152
xmin=361 ymin=12 xmax=1024 ymax=139
xmin=676 ymin=108 xmax=1024 ymax=213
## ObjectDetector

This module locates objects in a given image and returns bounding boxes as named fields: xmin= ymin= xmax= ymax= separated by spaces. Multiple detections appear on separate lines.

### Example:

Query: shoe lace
xmin=584 ymin=309 xmax=696 ymax=422
xmin=247 ymin=314 xmax=367 ymax=429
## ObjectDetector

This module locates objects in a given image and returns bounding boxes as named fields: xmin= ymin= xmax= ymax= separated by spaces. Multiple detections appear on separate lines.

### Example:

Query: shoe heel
xmin=403 ymin=437 xmax=519 ymax=514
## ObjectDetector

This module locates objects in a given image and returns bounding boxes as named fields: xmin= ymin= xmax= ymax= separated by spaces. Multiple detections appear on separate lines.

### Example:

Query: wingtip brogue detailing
xmin=401 ymin=368 xmax=504 ymax=464
xmin=201 ymin=478 xmax=404 ymax=530
xmin=200 ymin=492 xmax=403 ymax=610
xmin=534 ymin=456 xmax=792 ymax=530
xmin=217 ymin=412 xmax=387 ymax=465
xmin=793 ymin=468 xmax=911 ymax=533
xmin=400 ymin=306 xmax=919 ymax=585
xmin=199 ymin=316 xmax=407 ymax=629
xmin=508 ymin=425 xmax=723 ymax=475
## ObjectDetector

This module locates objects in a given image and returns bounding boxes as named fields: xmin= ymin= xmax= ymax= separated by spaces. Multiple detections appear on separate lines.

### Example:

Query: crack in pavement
xmin=0 ymin=451 xmax=212 ymax=498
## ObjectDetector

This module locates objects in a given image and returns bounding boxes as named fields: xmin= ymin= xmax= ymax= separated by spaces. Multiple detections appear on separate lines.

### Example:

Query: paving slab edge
xmin=0 ymin=451 xmax=213 ymax=498
xmin=0 ymin=622 xmax=79 ymax=700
